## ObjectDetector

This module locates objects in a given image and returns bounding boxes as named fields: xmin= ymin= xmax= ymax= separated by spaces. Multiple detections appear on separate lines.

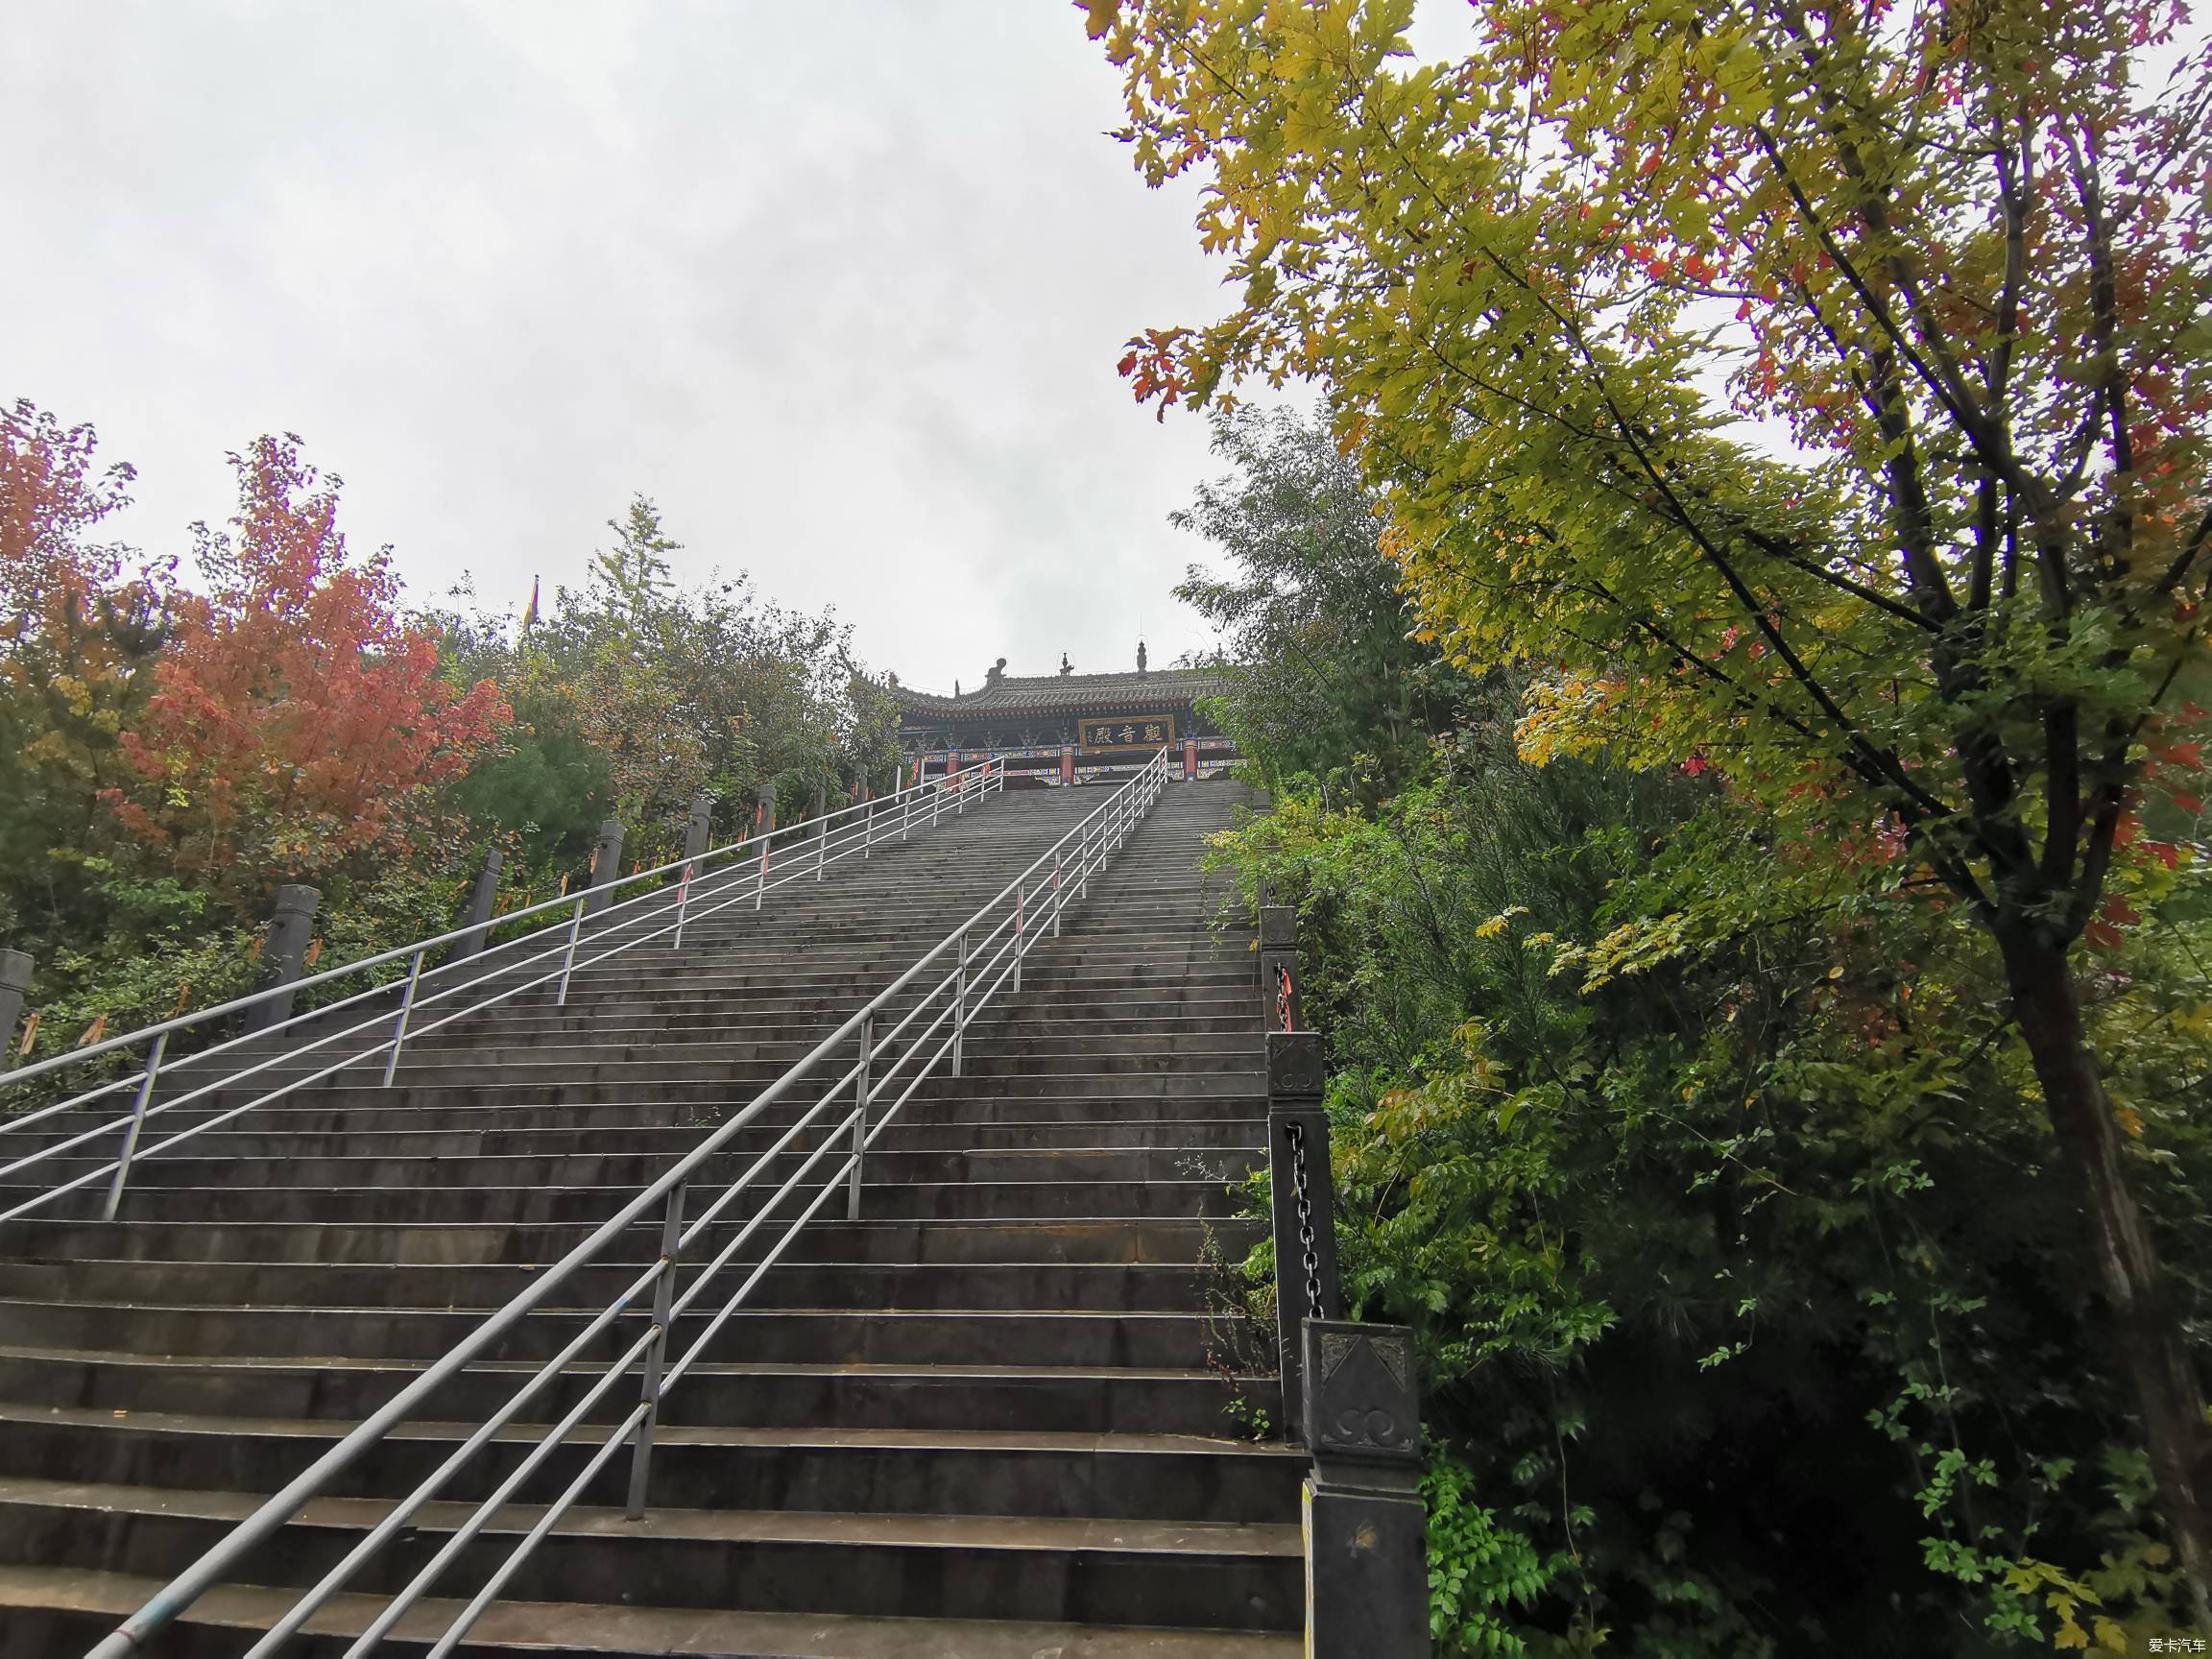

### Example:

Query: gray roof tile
xmin=892 ymin=666 xmax=1227 ymax=717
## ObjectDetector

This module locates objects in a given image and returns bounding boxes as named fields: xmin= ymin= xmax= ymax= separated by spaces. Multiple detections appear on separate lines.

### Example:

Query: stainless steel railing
xmin=84 ymin=745 xmax=1171 ymax=1659
xmin=0 ymin=761 xmax=1004 ymax=1225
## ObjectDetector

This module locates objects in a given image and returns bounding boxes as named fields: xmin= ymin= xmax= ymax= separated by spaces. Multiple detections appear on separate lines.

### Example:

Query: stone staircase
xmin=0 ymin=783 xmax=1302 ymax=1656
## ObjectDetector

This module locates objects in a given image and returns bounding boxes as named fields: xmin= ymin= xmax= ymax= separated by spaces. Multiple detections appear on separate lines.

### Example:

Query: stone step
xmin=0 ymin=1119 xmax=1264 ymax=1162
xmin=0 ymin=1215 xmax=1258 ymax=1266
xmin=0 ymin=1405 xmax=1302 ymax=1523
xmin=0 ymin=1347 xmax=1276 ymax=1435
xmin=0 ymin=1477 xmax=1304 ymax=1629
xmin=0 ymin=1563 xmax=1304 ymax=1658
xmin=0 ymin=1301 xmax=1234 ymax=1368
xmin=0 ymin=1258 xmax=1224 ymax=1314
xmin=26 ymin=1145 xmax=1259 ymax=1191
xmin=10 ymin=1177 xmax=1249 ymax=1226
xmin=14 ymin=1092 xmax=1270 ymax=1143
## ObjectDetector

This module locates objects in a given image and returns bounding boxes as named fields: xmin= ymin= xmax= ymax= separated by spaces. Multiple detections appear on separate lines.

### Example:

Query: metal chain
xmin=1284 ymin=1118 xmax=1324 ymax=1319
xmin=1275 ymin=962 xmax=1295 ymax=1033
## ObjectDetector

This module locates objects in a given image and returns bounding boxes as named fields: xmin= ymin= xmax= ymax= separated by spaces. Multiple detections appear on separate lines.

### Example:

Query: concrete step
xmin=0 ymin=1564 xmax=1302 ymax=1658
xmin=0 ymin=1301 xmax=1235 ymax=1368
xmin=0 ymin=1216 xmax=1259 ymax=1267
xmin=0 ymin=1477 xmax=1304 ymax=1629
xmin=0 ymin=1348 xmax=1277 ymax=1436
xmin=0 ymin=1257 xmax=1225 ymax=1313
xmin=0 ymin=1406 xmax=1303 ymax=1524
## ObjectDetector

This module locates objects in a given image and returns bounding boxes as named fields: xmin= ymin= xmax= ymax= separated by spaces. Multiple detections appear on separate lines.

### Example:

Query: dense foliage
xmin=0 ymin=401 xmax=898 ymax=1065
xmin=1175 ymin=407 xmax=1479 ymax=805
xmin=1175 ymin=407 xmax=2211 ymax=1650
xmin=1094 ymin=0 xmax=2212 ymax=1637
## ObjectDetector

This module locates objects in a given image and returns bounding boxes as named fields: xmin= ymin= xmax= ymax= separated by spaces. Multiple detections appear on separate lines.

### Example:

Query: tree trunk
xmin=1999 ymin=925 xmax=2212 ymax=1627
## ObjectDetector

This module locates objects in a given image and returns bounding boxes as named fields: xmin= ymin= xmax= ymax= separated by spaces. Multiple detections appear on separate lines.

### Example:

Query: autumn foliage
xmin=105 ymin=436 xmax=508 ymax=887
xmin=1090 ymin=0 xmax=2212 ymax=1631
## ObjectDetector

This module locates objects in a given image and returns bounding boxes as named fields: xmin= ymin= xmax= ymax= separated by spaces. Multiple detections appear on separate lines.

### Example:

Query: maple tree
xmin=1091 ymin=0 xmax=2212 ymax=1619
xmin=107 ymin=435 xmax=508 ymax=891
xmin=0 ymin=400 xmax=175 ymax=936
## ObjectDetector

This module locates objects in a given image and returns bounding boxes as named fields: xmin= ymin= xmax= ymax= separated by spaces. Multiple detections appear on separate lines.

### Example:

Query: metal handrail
xmin=84 ymin=745 xmax=1172 ymax=1659
xmin=0 ymin=762 xmax=1005 ymax=1225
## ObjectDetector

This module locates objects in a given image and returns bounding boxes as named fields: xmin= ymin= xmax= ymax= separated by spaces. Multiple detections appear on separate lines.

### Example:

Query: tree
xmin=1091 ymin=0 xmax=2212 ymax=1617
xmin=0 ymin=399 xmax=174 ymax=942
xmin=1175 ymin=404 xmax=1477 ymax=800
xmin=108 ymin=434 xmax=508 ymax=892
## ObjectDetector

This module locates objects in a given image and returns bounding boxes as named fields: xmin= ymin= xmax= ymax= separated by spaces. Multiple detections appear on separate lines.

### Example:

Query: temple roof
xmin=892 ymin=664 xmax=1228 ymax=719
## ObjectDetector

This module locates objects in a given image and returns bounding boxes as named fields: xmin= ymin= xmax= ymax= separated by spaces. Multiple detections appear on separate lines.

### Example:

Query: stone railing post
xmin=1259 ymin=903 xmax=1303 ymax=1031
xmin=0 ymin=949 xmax=32 ymax=1061
xmin=242 ymin=884 xmax=321 ymax=1034
xmin=448 ymin=847 xmax=503 ymax=963
xmin=1264 ymin=902 xmax=1431 ymax=1654
xmin=584 ymin=818 xmax=625 ymax=918
xmin=755 ymin=781 xmax=778 ymax=836
xmin=685 ymin=792 xmax=714 ymax=865
xmin=1303 ymin=1320 xmax=1430 ymax=1656
xmin=811 ymin=775 xmax=829 ymax=836
xmin=1266 ymin=1024 xmax=1340 ymax=1435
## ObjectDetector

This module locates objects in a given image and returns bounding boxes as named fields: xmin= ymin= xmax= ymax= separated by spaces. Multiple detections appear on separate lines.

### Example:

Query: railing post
xmin=1051 ymin=852 xmax=1064 ymax=936
xmin=815 ymin=777 xmax=830 ymax=882
xmin=952 ymin=928 xmax=969 ymax=1077
xmin=1259 ymin=905 xmax=1303 ymax=1030
xmin=379 ymin=948 xmax=427 ymax=1087
xmin=101 ymin=1028 xmax=168 ymax=1221
xmin=755 ymin=782 xmax=777 ymax=911
xmin=448 ymin=848 xmax=502 ymax=964
xmin=555 ymin=896 xmax=588 ymax=1006
xmin=1266 ymin=1025 xmax=1340 ymax=1436
xmin=241 ymin=884 xmax=321 ymax=1035
xmin=848 ymin=1014 xmax=872 ymax=1220
xmin=1013 ymin=885 xmax=1024 ymax=993
xmin=585 ymin=818 xmax=625 ymax=919
xmin=0 ymin=949 xmax=31 ymax=1063
xmin=902 ymin=786 xmax=913 ymax=841
xmin=1302 ymin=1318 xmax=1430 ymax=1658
xmin=673 ymin=792 xmax=711 ymax=952
xmin=672 ymin=861 xmax=696 ymax=951
xmin=685 ymin=792 xmax=715 ymax=867
xmin=624 ymin=1179 xmax=687 ymax=1520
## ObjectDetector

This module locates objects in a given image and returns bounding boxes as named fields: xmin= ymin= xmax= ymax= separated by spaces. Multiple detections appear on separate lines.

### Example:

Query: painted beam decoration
xmin=1078 ymin=712 xmax=1174 ymax=751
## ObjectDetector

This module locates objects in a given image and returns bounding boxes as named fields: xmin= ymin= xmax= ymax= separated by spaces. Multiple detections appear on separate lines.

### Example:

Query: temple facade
xmin=889 ymin=648 xmax=1241 ymax=786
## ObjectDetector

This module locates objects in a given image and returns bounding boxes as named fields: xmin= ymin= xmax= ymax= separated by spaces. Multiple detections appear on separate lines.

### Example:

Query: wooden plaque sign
xmin=1078 ymin=713 xmax=1174 ymax=751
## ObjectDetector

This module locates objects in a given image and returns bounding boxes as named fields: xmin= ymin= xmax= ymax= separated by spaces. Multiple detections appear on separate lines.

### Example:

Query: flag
xmin=521 ymin=574 xmax=540 ymax=631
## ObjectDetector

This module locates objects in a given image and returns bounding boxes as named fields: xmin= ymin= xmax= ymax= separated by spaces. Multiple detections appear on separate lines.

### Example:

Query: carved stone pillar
xmin=685 ymin=792 xmax=714 ymax=864
xmin=448 ymin=847 xmax=503 ymax=963
xmin=242 ymin=884 xmax=321 ymax=1034
xmin=1258 ymin=904 xmax=1303 ymax=1030
xmin=584 ymin=818 xmax=625 ymax=918
xmin=1267 ymin=1028 xmax=1341 ymax=1438
xmin=1302 ymin=1320 xmax=1429 ymax=1656
xmin=0 ymin=949 xmax=32 ymax=1060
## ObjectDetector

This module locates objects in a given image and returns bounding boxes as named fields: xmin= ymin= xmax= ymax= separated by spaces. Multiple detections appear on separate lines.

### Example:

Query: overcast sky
xmin=2 ymin=5 xmax=1468 ymax=692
